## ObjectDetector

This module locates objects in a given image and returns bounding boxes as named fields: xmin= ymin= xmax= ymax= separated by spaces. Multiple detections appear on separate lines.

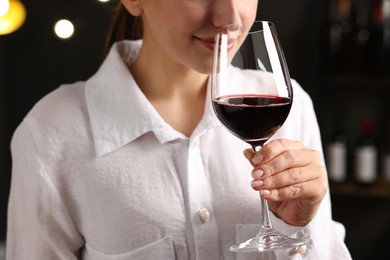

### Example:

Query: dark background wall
xmin=1 ymin=1 xmax=390 ymax=259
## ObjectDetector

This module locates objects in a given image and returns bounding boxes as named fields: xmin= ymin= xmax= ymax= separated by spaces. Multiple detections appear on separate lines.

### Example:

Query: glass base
xmin=230 ymin=228 xmax=310 ymax=252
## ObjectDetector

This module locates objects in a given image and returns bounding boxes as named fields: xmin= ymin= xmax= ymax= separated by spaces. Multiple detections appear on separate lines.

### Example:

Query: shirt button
xmin=294 ymin=245 xmax=307 ymax=254
xmin=190 ymin=139 xmax=200 ymax=149
xmin=198 ymin=208 xmax=211 ymax=223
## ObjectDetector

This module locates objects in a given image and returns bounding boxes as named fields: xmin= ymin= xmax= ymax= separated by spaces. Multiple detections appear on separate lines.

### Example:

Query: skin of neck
xmin=129 ymin=31 xmax=209 ymax=137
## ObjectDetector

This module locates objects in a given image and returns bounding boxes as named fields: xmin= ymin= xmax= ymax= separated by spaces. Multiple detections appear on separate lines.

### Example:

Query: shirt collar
xmin=85 ymin=40 xmax=220 ymax=157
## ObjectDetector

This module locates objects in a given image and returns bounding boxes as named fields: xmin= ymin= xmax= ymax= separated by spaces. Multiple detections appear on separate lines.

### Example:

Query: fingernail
xmin=260 ymin=190 xmax=271 ymax=196
xmin=252 ymin=169 xmax=264 ymax=179
xmin=251 ymin=180 xmax=264 ymax=188
xmin=252 ymin=153 xmax=263 ymax=164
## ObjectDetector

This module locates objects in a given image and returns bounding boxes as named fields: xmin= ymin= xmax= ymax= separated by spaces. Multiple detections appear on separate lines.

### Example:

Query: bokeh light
xmin=0 ymin=0 xmax=10 ymax=17
xmin=0 ymin=0 xmax=26 ymax=35
xmin=54 ymin=19 xmax=74 ymax=39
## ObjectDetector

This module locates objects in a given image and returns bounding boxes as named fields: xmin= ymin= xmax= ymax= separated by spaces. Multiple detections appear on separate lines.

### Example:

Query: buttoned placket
xmin=185 ymin=134 xmax=219 ymax=260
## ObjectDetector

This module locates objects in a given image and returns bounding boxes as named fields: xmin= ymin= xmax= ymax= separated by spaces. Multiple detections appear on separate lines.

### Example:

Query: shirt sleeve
xmin=271 ymin=81 xmax=353 ymax=259
xmin=6 ymin=119 xmax=84 ymax=259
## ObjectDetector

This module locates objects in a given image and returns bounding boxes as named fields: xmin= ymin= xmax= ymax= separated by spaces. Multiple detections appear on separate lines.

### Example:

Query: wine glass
xmin=211 ymin=20 xmax=310 ymax=252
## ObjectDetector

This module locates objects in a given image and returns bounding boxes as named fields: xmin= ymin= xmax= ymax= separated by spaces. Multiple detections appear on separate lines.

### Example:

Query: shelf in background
xmin=330 ymin=179 xmax=390 ymax=199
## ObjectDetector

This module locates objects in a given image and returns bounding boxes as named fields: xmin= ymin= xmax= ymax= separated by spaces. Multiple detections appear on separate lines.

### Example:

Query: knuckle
xmin=287 ymin=167 xmax=301 ymax=182
xmin=289 ymin=184 xmax=302 ymax=198
xmin=263 ymin=175 xmax=275 ymax=188
xmin=275 ymin=139 xmax=288 ymax=153
xmin=284 ymin=150 xmax=297 ymax=165
xmin=277 ymin=185 xmax=301 ymax=200
xmin=277 ymin=139 xmax=288 ymax=149
xmin=262 ymin=145 xmax=275 ymax=157
xmin=265 ymin=139 xmax=283 ymax=154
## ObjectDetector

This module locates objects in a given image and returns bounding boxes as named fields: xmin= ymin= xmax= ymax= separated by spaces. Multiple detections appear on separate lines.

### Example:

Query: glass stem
xmin=253 ymin=145 xmax=274 ymax=232
xmin=261 ymin=196 xmax=273 ymax=230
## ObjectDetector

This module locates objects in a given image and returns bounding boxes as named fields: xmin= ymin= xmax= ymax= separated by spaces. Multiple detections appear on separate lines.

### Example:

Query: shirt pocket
xmin=82 ymin=236 xmax=175 ymax=260
xmin=234 ymin=224 xmax=276 ymax=260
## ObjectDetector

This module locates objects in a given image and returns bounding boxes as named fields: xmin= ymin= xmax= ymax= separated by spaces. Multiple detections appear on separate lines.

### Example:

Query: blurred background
xmin=1 ymin=0 xmax=390 ymax=259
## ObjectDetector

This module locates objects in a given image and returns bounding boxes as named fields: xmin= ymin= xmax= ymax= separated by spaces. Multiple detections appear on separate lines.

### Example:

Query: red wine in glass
xmin=212 ymin=94 xmax=291 ymax=148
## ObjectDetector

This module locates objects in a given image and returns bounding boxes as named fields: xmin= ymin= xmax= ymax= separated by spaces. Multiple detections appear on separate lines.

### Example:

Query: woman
xmin=7 ymin=0 xmax=352 ymax=259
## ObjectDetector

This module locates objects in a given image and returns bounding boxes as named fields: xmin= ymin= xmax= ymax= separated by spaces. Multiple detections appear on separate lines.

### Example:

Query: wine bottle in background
xmin=325 ymin=0 xmax=341 ymax=74
xmin=381 ymin=120 xmax=390 ymax=182
xmin=378 ymin=0 xmax=390 ymax=75
xmin=353 ymin=0 xmax=371 ymax=74
xmin=325 ymin=0 xmax=354 ymax=74
xmin=326 ymin=126 xmax=348 ymax=183
xmin=370 ymin=0 xmax=390 ymax=75
xmin=354 ymin=116 xmax=378 ymax=185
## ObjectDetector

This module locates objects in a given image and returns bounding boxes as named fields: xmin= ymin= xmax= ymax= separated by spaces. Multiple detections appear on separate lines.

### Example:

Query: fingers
xmin=252 ymin=139 xmax=305 ymax=165
xmin=251 ymin=148 xmax=322 ymax=179
xmin=253 ymin=164 xmax=328 ymax=202
xmin=251 ymin=162 xmax=322 ymax=191
xmin=245 ymin=139 xmax=327 ymax=202
xmin=268 ymin=173 xmax=328 ymax=203
xmin=243 ymin=149 xmax=255 ymax=166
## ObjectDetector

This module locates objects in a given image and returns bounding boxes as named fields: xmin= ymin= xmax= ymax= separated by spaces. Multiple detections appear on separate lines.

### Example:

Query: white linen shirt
xmin=7 ymin=40 xmax=352 ymax=260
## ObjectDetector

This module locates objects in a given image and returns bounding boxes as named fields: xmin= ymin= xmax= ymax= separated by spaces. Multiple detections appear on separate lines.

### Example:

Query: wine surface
xmin=213 ymin=94 xmax=291 ymax=147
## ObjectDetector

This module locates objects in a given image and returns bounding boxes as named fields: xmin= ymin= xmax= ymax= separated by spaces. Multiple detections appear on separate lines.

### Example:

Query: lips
xmin=194 ymin=36 xmax=216 ymax=51
xmin=194 ymin=36 xmax=236 ymax=51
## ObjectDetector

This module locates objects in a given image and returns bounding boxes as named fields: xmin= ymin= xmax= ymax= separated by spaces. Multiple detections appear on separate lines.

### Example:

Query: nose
xmin=212 ymin=0 xmax=242 ymax=29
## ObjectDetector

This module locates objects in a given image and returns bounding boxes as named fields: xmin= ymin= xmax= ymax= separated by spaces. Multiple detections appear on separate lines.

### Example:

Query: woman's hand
xmin=244 ymin=139 xmax=328 ymax=227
